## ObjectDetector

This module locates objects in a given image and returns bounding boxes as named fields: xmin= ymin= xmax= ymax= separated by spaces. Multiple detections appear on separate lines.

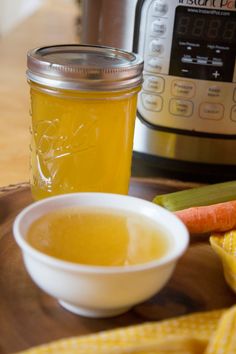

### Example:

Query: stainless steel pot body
xmin=81 ymin=0 xmax=236 ymax=166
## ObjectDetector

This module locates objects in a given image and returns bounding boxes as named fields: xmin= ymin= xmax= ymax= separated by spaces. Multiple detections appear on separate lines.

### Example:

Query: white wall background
xmin=0 ymin=0 xmax=43 ymax=36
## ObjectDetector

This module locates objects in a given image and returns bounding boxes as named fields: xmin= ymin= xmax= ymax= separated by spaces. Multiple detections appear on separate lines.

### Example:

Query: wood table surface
xmin=1 ymin=178 xmax=235 ymax=354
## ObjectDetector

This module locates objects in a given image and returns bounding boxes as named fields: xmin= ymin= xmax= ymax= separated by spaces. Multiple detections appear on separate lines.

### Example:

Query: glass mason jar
xmin=27 ymin=45 xmax=143 ymax=200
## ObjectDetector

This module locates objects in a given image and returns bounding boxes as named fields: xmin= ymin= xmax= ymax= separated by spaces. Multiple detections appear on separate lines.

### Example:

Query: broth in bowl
xmin=26 ymin=207 xmax=170 ymax=266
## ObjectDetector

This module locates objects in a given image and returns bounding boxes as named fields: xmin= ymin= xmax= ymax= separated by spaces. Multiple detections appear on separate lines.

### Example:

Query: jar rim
xmin=27 ymin=44 xmax=144 ymax=91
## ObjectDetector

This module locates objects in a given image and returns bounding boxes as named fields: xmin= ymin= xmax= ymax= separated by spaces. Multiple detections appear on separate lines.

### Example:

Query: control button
xmin=151 ymin=19 xmax=166 ymax=36
xmin=196 ymin=56 xmax=208 ymax=63
xmin=207 ymin=86 xmax=222 ymax=99
xmin=149 ymin=39 xmax=163 ymax=55
xmin=212 ymin=59 xmax=223 ymax=67
xmin=212 ymin=70 xmax=221 ymax=79
xmin=182 ymin=56 xmax=194 ymax=64
xmin=171 ymin=80 xmax=195 ymax=99
xmin=169 ymin=99 xmax=193 ymax=117
xmin=145 ymin=57 xmax=163 ymax=73
xmin=152 ymin=0 xmax=168 ymax=16
xmin=181 ymin=68 xmax=191 ymax=75
xmin=197 ymin=58 xmax=208 ymax=65
xmin=141 ymin=93 xmax=163 ymax=112
xmin=234 ymin=88 xmax=236 ymax=102
xmin=199 ymin=103 xmax=224 ymax=120
xmin=231 ymin=105 xmax=236 ymax=121
xmin=143 ymin=75 xmax=165 ymax=93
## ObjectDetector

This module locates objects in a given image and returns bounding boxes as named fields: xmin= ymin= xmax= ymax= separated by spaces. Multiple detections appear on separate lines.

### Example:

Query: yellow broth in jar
xmin=30 ymin=85 xmax=139 ymax=199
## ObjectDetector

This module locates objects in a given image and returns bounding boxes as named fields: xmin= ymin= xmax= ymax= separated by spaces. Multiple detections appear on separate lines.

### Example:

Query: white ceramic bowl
xmin=13 ymin=193 xmax=189 ymax=318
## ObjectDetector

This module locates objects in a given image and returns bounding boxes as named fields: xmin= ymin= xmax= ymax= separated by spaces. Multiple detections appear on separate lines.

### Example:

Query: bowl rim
xmin=13 ymin=192 xmax=189 ymax=274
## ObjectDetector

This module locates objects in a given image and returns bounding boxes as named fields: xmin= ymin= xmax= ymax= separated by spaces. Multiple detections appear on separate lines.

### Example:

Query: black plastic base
xmin=132 ymin=152 xmax=236 ymax=183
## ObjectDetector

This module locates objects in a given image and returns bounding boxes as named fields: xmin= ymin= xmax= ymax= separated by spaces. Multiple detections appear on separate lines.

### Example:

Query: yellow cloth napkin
xmin=210 ymin=230 xmax=236 ymax=293
xmin=17 ymin=306 xmax=236 ymax=354
xmin=205 ymin=305 xmax=236 ymax=354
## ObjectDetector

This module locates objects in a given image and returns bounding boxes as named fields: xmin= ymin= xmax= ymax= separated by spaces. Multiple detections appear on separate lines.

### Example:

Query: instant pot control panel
xmin=134 ymin=0 xmax=236 ymax=136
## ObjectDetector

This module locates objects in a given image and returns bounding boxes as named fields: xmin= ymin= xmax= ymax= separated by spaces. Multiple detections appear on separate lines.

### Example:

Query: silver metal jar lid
xmin=27 ymin=44 xmax=144 ymax=91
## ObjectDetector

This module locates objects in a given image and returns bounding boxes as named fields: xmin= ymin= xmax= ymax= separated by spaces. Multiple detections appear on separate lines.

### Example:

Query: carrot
xmin=174 ymin=200 xmax=236 ymax=234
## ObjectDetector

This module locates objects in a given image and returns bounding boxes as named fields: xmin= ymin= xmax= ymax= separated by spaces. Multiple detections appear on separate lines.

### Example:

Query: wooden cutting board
xmin=0 ymin=179 xmax=235 ymax=354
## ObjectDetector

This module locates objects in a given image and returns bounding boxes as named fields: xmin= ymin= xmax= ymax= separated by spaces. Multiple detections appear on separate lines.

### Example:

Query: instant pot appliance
xmin=81 ymin=0 xmax=236 ymax=178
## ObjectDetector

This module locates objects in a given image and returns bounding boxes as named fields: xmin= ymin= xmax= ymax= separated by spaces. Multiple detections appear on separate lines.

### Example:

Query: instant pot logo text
xmin=179 ymin=0 xmax=236 ymax=9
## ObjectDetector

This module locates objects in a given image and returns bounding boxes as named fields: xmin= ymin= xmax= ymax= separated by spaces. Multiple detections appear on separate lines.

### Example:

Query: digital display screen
xmin=169 ymin=7 xmax=236 ymax=82
xmin=175 ymin=13 xmax=236 ymax=43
